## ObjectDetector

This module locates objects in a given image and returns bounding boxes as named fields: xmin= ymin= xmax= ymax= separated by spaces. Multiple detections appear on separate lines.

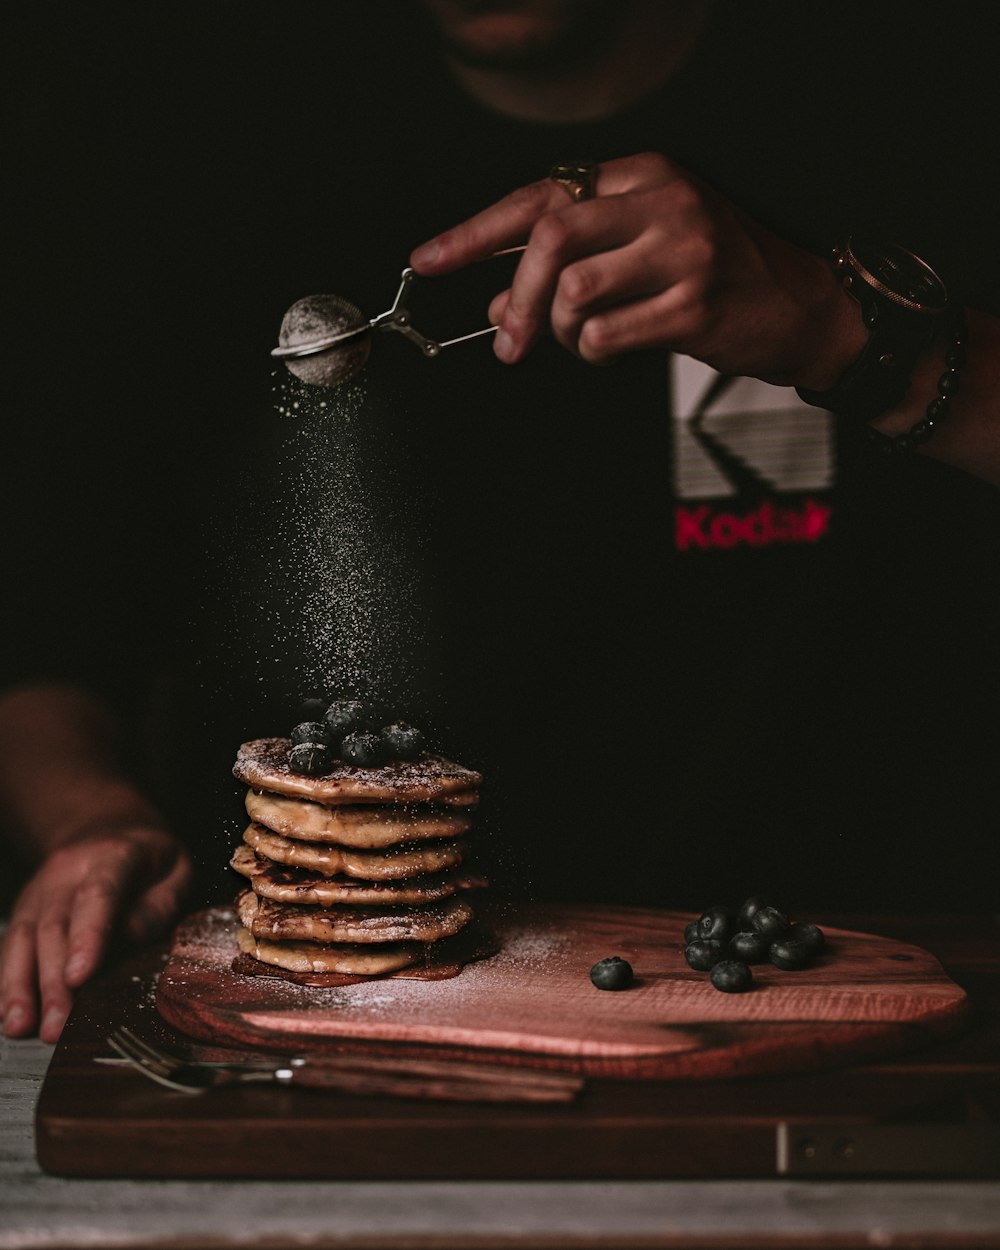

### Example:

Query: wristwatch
xmin=796 ymin=238 xmax=952 ymax=422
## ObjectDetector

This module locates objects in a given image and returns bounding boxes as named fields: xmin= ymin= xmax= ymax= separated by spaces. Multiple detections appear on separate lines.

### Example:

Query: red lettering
xmin=675 ymin=497 xmax=833 ymax=553
xmin=744 ymin=501 xmax=768 ymax=546
xmin=802 ymin=497 xmax=832 ymax=541
xmin=710 ymin=513 xmax=740 ymax=548
xmin=675 ymin=505 xmax=711 ymax=550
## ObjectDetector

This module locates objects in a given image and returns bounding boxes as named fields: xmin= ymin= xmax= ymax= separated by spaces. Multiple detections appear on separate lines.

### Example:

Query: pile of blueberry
xmin=684 ymin=897 xmax=825 ymax=993
xmin=286 ymin=697 xmax=425 ymax=774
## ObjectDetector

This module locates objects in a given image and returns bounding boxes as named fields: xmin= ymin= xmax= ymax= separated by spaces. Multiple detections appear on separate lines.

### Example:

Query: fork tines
xmin=106 ymin=1028 xmax=196 ymax=1093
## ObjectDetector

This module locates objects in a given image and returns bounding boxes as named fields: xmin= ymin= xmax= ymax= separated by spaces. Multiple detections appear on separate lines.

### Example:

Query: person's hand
xmin=0 ymin=825 xmax=192 ymax=1042
xmin=410 ymin=151 xmax=865 ymax=389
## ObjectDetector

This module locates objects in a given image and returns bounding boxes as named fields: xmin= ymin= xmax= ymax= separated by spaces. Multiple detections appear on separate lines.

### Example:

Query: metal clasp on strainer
xmin=271 ymin=248 xmax=525 ymax=387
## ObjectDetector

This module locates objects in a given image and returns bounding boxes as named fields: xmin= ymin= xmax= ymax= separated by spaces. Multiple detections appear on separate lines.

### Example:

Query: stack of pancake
xmin=229 ymin=737 xmax=485 ymax=979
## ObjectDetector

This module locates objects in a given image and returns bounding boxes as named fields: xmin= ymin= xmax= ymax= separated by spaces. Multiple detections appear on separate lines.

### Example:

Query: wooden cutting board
xmin=37 ymin=912 xmax=997 ymax=1180
xmin=156 ymin=903 xmax=969 ymax=1080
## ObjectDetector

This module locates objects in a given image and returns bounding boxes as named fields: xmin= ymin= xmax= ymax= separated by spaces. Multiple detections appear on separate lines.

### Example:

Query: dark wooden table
xmin=7 ymin=912 xmax=1000 ymax=1249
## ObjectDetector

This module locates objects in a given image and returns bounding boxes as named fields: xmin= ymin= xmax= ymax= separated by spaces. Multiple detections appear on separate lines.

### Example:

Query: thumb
xmin=124 ymin=848 xmax=195 ymax=943
xmin=488 ymin=289 xmax=511 ymax=327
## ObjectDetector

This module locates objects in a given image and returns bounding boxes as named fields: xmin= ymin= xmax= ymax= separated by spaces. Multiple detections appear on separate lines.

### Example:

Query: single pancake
xmin=234 ymin=738 xmax=482 ymax=806
xmin=242 ymin=822 xmax=469 ymax=880
xmin=236 ymin=888 xmax=474 ymax=944
xmin=245 ymin=789 xmax=472 ymax=847
xmin=230 ymin=844 xmax=486 ymax=905
xmin=235 ymin=926 xmax=424 ymax=975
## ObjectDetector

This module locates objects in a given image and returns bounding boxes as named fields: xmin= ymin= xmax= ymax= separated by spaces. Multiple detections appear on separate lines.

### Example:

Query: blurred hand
xmin=410 ymin=151 xmax=862 ymax=389
xmin=0 ymin=825 xmax=192 ymax=1043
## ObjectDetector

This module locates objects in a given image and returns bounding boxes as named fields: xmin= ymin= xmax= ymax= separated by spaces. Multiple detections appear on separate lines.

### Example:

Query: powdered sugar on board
xmin=156 ymin=903 xmax=970 ymax=1080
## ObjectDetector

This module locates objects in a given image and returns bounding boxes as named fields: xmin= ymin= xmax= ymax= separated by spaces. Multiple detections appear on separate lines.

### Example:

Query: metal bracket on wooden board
xmin=776 ymin=1123 xmax=1000 ymax=1178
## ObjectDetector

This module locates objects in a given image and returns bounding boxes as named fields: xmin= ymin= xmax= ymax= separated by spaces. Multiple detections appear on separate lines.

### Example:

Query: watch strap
xmin=797 ymin=244 xmax=949 ymax=422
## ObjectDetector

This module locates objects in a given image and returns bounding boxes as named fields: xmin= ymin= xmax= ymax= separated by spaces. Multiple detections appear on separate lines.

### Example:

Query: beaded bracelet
xmin=866 ymin=315 xmax=967 ymax=454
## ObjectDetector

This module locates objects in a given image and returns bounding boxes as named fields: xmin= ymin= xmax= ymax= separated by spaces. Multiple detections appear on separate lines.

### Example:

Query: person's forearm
xmin=0 ymin=684 xmax=165 ymax=861
xmin=410 ymin=153 xmax=1000 ymax=490
xmin=790 ymin=290 xmax=1000 ymax=487
xmin=867 ymin=308 xmax=1000 ymax=487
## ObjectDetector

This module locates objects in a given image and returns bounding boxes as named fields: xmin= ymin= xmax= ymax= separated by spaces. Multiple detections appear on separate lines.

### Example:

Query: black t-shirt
xmin=7 ymin=2 xmax=1000 ymax=912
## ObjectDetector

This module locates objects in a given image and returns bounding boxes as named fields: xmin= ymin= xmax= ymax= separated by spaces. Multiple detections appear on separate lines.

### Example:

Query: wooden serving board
xmin=156 ymin=903 xmax=969 ymax=1080
xmin=36 ymin=913 xmax=998 ymax=1180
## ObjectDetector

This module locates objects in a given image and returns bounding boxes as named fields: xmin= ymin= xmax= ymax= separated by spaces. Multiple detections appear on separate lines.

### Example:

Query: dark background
xmin=5 ymin=3 xmax=1000 ymax=914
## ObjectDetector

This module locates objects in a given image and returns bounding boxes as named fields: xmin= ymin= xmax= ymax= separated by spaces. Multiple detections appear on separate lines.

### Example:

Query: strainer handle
xmin=370 ymin=246 xmax=527 ymax=359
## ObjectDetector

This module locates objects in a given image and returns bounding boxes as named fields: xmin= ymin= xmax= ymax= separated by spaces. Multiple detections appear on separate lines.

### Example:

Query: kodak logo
xmin=675 ymin=497 xmax=832 ymax=552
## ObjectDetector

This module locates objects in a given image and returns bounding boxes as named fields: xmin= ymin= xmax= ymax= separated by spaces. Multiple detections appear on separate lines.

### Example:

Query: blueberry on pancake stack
xmin=229 ymin=700 xmax=485 ymax=981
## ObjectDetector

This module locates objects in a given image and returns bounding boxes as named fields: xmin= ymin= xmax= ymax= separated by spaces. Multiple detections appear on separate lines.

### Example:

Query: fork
xmin=104 ymin=1028 xmax=583 ymax=1102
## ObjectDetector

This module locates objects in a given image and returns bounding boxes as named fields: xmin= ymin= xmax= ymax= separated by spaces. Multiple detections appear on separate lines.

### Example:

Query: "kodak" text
xmin=675 ymin=498 xmax=832 ymax=552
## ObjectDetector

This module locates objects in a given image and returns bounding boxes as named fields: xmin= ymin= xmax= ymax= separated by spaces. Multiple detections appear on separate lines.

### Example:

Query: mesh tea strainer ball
xmin=275 ymin=294 xmax=372 ymax=387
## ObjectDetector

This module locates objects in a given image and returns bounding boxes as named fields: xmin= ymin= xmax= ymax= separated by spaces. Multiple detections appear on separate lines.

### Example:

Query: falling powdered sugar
xmin=208 ymin=369 xmax=431 ymax=712
xmin=272 ymin=371 xmax=427 ymax=703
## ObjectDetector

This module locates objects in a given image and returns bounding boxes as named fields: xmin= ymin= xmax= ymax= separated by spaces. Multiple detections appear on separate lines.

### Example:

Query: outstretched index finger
xmin=410 ymin=178 xmax=565 ymax=275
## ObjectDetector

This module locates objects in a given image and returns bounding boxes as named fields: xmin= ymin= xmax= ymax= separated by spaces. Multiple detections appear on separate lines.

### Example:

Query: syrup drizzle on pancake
xmin=231 ymin=843 xmax=486 ymax=905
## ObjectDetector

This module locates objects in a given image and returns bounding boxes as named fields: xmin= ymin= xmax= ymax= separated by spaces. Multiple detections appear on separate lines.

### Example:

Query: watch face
xmin=847 ymin=239 xmax=949 ymax=313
